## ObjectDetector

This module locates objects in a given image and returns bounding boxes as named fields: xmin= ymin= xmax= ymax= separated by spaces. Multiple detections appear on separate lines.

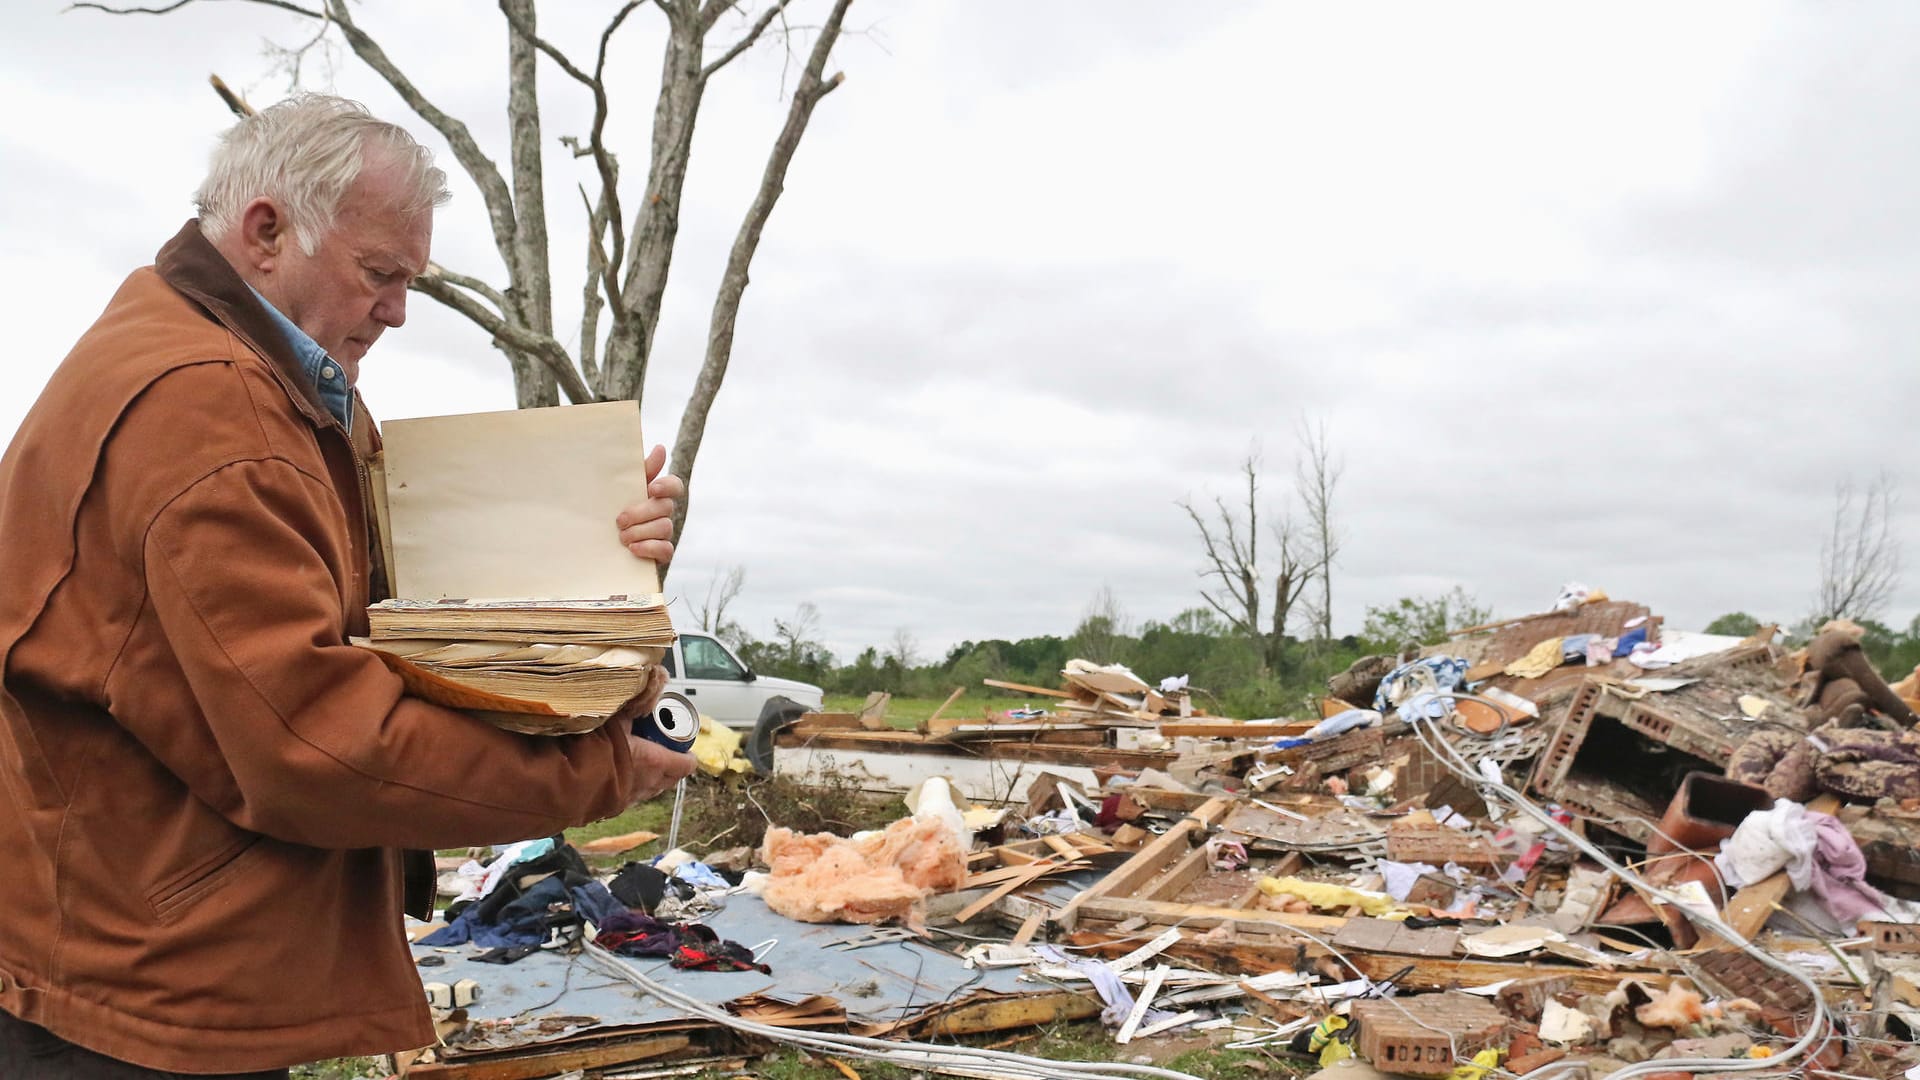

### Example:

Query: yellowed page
xmin=380 ymin=401 xmax=662 ymax=601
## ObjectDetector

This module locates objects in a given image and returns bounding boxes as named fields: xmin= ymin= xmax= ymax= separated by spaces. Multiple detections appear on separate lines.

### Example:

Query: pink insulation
xmin=760 ymin=816 xmax=969 ymax=924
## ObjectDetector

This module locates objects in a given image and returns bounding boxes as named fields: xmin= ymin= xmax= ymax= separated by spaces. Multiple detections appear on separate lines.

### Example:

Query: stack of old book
xmin=358 ymin=401 xmax=676 ymax=735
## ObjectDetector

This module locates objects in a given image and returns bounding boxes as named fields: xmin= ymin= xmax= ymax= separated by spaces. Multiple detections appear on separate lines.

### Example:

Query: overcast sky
xmin=4 ymin=1 xmax=1917 ymax=665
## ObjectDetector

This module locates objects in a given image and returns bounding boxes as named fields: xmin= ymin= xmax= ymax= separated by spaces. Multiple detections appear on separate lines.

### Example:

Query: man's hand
xmin=625 ymin=735 xmax=698 ymax=803
xmin=615 ymin=444 xmax=685 ymax=567
xmin=608 ymin=670 xmax=698 ymax=802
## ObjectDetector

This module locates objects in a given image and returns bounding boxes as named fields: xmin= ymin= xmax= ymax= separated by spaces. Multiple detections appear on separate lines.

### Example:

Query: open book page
xmin=379 ymin=401 xmax=662 ymax=601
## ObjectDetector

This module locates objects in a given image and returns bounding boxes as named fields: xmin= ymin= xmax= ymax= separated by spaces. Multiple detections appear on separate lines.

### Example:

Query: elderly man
xmin=0 ymin=95 xmax=697 ymax=1077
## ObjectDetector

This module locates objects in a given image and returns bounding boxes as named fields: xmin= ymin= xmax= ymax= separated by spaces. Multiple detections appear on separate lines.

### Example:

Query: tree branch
xmin=318 ymin=0 xmax=523 ymax=291
xmin=577 ymin=184 xmax=611 ymax=393
xmin=701 ymin=0 xmax=796 ymax=79
xmin=424 ymin=261 xmax=507 ymax=310
xmin=412 ymin=271 xmax=593 ymax=405
xmin=69 ymin=0 xmax=324 ymax=17
xmin=666 ymin=0 xmax=851 ymax=551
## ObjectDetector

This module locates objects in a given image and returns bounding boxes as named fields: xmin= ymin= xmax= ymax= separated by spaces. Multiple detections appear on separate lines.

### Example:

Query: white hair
xmin=195 ymin=94 xmax=450 ymax=255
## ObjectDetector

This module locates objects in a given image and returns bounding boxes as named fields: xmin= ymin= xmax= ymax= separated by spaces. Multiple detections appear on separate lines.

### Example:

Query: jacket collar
xmin=153 ymin=220 xmax=338 ymax=432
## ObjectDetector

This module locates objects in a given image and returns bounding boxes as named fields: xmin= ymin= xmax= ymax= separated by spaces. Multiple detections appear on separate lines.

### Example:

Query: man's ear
xmin=235 ymin=197 xmax=288 ymax=271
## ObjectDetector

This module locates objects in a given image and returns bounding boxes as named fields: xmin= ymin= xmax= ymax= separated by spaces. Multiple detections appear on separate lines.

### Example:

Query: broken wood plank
xmin=982 ymin=678 xmax=1073 ymax=698
xmin=956 ymin=860 xmax=1064 ymax=923
xmin=1138 ymin=842 xmax=1214 ymax=904
xmin=1012 ymin=911 xmax=1046 ymax=946
xmin=1116 ymin=965 xmax=1170 ymax=1043
xmin=402 ymin=1034 xmax=693 ymax=1079
xmin=907 ymin=990 xmax=1102 ymax=1038
xmin=1076 ymin=897 xmax=1348 ymax=934
xmin=1157 ymin=720 xmax=1314 ymax=739
xmin=920 ymin=685 xmax=969 ymax=732
xmin=1053 ymin=796 xmax=1233 ymax=931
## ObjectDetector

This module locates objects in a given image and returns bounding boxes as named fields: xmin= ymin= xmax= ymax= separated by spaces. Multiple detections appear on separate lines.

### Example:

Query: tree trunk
xmin=666 ymin=0 xmax=852 ymax=556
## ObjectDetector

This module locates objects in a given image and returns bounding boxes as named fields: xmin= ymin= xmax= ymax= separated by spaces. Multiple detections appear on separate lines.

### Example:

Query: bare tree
xmin=1296 ymin=419 xmax=1343 ymax=643
xmin=886 ymin=627 xmax=920 ymax=669
xmin=772 ymin=600 xmax=824 ymax=665
xmin=1179 ymin=454 xmax=1309 ymax=667
xmin=1815 ymin=473 xmax=1902 ymax=624
xmin=696 ymin=564 xmax=746 ymax=635
xmin=75 ymin=0 xmax=858 ymax=578
xmin=1070 ymin=585 xmax=1131 ymax=665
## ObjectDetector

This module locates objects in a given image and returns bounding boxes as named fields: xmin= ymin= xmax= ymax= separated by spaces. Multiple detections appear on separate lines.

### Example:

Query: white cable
xmin=581 ymin=944 xmax=1208 ymax=1080
xmin=1406 ymin=698 xmax=1835 ymax=1080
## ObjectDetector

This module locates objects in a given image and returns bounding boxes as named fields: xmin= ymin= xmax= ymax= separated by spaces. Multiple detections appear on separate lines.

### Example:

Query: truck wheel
xmin=747 ymin=696 xmax=807 ymax=775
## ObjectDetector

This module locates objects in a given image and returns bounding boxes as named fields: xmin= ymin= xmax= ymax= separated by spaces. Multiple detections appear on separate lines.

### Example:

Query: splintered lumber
xmin=957 ymin=858 xmax=1078 ymax=923
xmin=401 ymin=1034 xmax=693 ymax=1079
xmin=1065 ymin=933 xmax=1673 ymax=998
xmin=1157 ymin=720 xmax=1313 ymax=739
xmin=982 ymin=679 xmax=1073 ymax=698
xmin=922 ymin=686 xmax=968 ymax=729
xmin=902 ymin=990 xmax=1102 ymax=1038
xmin=1054 ymin=796 xmax=1234 ymax=931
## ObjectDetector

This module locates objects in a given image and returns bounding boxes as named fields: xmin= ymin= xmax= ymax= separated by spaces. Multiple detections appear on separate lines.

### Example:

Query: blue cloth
xmin=1613 ymin=625 xmax=1650 ymax=656
xmin=668 ymin=862 xmax=731 ymax=889
xmin=420 ymin=875 xmax=571 ymax=949
xmin=1305 ymin=709 xmax=1380 ymax=740
xmin=248 ymin=286 xmax=352 ymax=431
xmin=1374 ymin=657 xmax=1470 ymax=716
xmin=1561 ymin=634 xmax=1597 ymax=659
xmin=570 ymin=880 xmax=626 ymax=929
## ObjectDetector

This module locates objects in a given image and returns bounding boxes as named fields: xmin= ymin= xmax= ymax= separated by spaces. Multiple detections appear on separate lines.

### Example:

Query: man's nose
xmin=375 ymin=285 xmax=408 ymax=328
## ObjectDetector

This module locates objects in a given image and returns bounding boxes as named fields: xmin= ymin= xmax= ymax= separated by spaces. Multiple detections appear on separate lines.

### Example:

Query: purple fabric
xmin=1806 ymin=811 xmax=1890 ymax=923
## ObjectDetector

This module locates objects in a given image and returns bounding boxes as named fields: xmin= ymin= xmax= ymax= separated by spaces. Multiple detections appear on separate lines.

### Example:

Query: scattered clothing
xmin=1375 ymin=657 xmax=1469 ymax=715
xmin=593 ymin=911 xmax=770 ymax=974
xmin=1504 ymin=638 xmax=1566 ymax=679
xmin=1715 ymin=800 xmax=1893 ymax=925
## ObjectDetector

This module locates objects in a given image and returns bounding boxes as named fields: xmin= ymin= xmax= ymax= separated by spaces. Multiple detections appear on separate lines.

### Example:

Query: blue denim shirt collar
xmin=248 ymin=287 xmax=353 ymax=432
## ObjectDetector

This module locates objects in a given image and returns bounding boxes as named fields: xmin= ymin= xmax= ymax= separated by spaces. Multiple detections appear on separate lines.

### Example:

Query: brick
xmin=1299 ymin=727 xmax=1385 ymax=774
xmin=1690 ymin=950 xmax=1816 ymax=1017
xmin=1386 ymin=823 xmax=1503 ymax=867
xmin=1508 ymin=1047 xmax=1568 ymax=1075
xmin=1351 ymin=992 xmax=1508 ymax=1077
xmin=1495 ymin=976 xmax=1573 ymax=1022
xmin=1865 ymin=921 xmax=1920 ymax=954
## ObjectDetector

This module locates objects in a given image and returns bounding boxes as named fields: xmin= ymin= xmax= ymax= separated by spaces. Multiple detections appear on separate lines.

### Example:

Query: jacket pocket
xmin=145 ymin=834 xmax=261 ymax=924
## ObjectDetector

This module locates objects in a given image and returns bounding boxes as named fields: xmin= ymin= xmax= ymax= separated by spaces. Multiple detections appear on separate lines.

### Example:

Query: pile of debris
xmin=395 ymin=589 xmax=1920 ymax=1080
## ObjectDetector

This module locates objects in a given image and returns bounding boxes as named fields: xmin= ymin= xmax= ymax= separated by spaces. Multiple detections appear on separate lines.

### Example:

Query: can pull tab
xmin=634 ymin=690 xmax=699 ymax=753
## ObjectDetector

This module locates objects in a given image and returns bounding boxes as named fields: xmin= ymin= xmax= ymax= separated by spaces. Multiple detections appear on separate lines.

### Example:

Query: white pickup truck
xmin=659 ymin=631 xmax=823 ymax=770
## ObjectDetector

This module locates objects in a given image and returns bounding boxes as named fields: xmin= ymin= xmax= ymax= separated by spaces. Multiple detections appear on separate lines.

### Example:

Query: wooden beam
xmin=922 ymin=685 xmax=968 ymax=730
xmin=912 ymin=990 xmax=1101 ymax=1037
xmin=1053 ymin=797 xmax=1232 ymax=931
xmin=1157 ymin=721 xmax=1314 ymax=739
xmin=402 ymin=1034 xmax=693 ymax=1079
xmin=1139 ymin=842 xmax=1215 ymax=904
xmin=1076 ymin=897 xmax=1348 ymax=935
xmin=983 ymin=678 xmax=1072 ymax=698
xmin=956 ymin=859 xmax=1064 ymax=923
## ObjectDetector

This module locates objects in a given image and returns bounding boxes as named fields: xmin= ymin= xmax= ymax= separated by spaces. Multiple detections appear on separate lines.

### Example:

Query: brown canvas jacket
xmin=0 ymin=222 xmax=642 ymax=1072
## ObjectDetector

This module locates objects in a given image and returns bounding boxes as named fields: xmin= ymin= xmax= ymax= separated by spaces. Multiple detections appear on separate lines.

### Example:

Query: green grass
xmin=290 ymin=1058 xmax=383 ymax=1080
xmin=699 ymin=1017 xmax=1306 ymax=1078
xmin=821 ymin=692 xmax=1032 ymax=731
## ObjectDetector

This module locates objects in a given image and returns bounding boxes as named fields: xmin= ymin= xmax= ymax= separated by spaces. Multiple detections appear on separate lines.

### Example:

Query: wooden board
xmin=983 ymin=678 xmax=1074 ymax=698
xmin=402 ymin=1033 xmax=692 ymax=1079
xmin=1053 ymin=797 xmax=1234 ymax=931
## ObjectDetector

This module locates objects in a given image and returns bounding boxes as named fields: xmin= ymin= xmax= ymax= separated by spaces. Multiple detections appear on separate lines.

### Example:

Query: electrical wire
xmin=581 ymin=942 xmax=1212 ymax=1080
xmin=1405 ymin=694 xmax=1837 ymax=1080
